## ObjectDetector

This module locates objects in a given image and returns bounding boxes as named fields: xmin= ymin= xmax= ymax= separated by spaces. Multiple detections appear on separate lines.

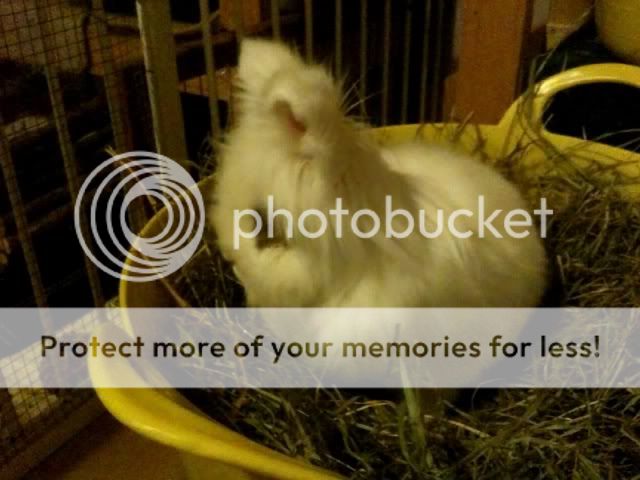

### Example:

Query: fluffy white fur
xmin=210 ymin=39 xmax=548 ymax=308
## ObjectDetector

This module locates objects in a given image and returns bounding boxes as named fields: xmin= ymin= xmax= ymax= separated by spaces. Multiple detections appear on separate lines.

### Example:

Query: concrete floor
xmin=28 ymin=413 xmax=185 ymax=480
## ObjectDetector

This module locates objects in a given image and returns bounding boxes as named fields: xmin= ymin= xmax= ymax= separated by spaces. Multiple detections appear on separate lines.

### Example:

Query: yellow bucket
xmin=90 ymin=64 xmax=640 ymax=480
xmin=596 ymin=0 xmax=640 ymax=65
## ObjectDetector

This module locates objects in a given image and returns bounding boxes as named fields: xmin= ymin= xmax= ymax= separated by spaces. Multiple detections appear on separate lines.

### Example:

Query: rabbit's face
xmin=235 ymin=39 xmax=362 ymax=194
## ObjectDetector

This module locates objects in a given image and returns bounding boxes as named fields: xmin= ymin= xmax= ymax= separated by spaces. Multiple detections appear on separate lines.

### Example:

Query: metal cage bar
xmin=200 ymin=0 xmax=222 ymax=140
xmin=335 ymin=0 xmax=342 ymax=78
xmin=136 ymin=0 xmax=188 ymax=165
xmin=35 ymin=6 xmax=104 ymax=307
xmin=271 ymin=0 xmax=281 ymax=39
xmin=304 ymin=0 xmax=313 ymax=61
xmin=359 ymin=0 xmax=368 ymax=118
xmin=431 ymin=0 xmax=445 ymax=120
xmin=92 ymin=0 xmax=132 ymax=153
xmin=382 ymin=0 xmax=391 ymax=125
xmin=419 ymin=0 xmax=433 ymax=122
xmin=401 ymin=5 xmax=413 ymax=124
xmin=233 ymin=0 xmax=245 ymax=39
xmin=43 ymin=67 xmax=105 ymax=306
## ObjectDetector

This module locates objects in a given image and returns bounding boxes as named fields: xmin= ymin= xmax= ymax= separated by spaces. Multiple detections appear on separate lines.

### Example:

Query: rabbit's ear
xmin=237 ymin=39 xmax=302 ymax=95
xmin=272 ymin=99 xmax=307 ymax=136
xmin=266 ymin=66 xmax=342 ymax=140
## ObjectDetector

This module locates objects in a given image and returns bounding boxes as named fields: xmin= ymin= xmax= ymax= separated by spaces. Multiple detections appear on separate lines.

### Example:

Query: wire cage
xmin=0 ymin=0 xmax=454 ymax=477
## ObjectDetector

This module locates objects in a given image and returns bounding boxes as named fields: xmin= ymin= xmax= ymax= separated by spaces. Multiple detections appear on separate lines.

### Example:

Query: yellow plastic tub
xmin=596 ymin=0 xmax=640 ymax=65
xmin=90 ymin=64 xmax=640 ymax=480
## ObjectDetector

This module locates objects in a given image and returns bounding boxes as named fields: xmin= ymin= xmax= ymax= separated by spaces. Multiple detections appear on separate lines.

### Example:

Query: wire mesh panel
xmin=0 ymin=0 xmax=156 ymax=309
xmin=0 ymin=0 xmax=455 ymax=477
xmin=0 ymin=0 xmax=154 ymax=476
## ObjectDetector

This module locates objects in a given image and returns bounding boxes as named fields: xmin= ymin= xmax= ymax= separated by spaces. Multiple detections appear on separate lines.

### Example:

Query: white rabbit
xmin=210 ymin=39 xmax=548 ymax=309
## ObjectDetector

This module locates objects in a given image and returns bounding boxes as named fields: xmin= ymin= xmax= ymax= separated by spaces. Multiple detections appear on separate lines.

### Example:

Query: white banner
xmin=1 ymin=308 xmax=638 ymax=388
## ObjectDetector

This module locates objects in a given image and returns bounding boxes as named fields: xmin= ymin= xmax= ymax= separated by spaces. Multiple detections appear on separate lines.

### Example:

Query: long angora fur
xmin=210 ymin=39 xmax=547 ymax=309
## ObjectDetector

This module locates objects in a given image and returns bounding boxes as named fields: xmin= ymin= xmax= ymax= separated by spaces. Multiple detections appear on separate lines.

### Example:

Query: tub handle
xmin=498 ymin=62 xmax=640 ymax=135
